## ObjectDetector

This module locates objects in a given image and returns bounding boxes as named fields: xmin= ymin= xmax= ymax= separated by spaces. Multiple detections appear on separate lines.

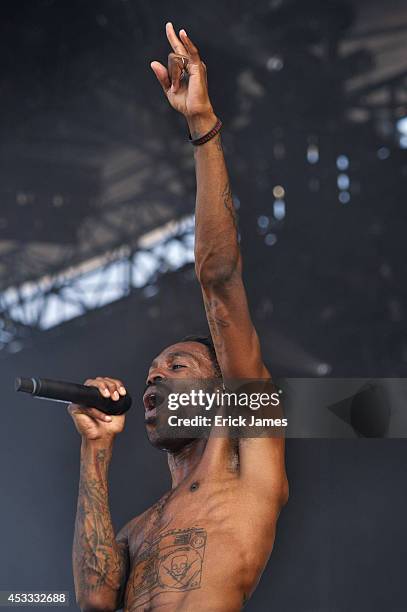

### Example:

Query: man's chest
xmin=125 ymin=493 xmax=209 ymax=609
xmin=123 ymin=478 xmax=273 ymax=610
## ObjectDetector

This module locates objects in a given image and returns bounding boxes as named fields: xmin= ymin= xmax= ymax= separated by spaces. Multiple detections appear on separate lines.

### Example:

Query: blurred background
xmin=0 ymin=0 xmax=406 ymax=610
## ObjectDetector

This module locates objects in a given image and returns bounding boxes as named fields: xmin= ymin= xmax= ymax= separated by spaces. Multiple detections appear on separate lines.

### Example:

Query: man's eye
xmin=172 ymin=364 xmax=186 ymax=370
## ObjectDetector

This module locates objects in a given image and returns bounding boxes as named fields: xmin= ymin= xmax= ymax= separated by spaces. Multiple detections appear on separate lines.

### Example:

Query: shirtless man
xmin=68 ymin=23 xmax=288 ymax=612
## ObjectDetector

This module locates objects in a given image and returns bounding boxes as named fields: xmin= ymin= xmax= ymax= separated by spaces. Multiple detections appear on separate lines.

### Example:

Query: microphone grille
xmin=15 ymin=377 xmax=35 ymax=393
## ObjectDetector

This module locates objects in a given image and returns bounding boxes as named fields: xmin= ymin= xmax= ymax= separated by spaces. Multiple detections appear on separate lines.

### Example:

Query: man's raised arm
xmin=151 ymin=23 xmax=267 ymax=380
xmin=151 ymin=24 xmax=288 ymax=503
xmin=188 ymin=103 xmax=268 ymax=381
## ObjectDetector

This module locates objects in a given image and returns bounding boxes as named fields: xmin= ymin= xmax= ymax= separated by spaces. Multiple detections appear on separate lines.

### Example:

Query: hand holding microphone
xmin=16 ymin=375 xmax=130 ymax=442
xmin=67 ymin=377 xmax=128 ymax=442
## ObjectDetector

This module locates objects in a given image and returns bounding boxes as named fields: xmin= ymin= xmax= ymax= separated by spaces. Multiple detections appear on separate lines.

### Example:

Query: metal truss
xmin=0 ymin=216 xmax=194 ymax=355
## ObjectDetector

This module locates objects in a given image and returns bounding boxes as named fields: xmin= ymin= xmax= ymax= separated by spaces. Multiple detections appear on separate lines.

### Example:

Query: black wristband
xmin=189 ymin=118 xmax=222 ymax=146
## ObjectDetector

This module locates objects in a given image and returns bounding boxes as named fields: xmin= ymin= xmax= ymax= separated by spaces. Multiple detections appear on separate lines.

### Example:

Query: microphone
xmin=15 ymin=377 xmax=132 ymax=416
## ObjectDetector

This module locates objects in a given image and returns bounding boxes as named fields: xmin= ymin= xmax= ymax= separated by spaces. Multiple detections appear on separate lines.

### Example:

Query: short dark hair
xmin=181 ymin=334 xmax=221 ymax=377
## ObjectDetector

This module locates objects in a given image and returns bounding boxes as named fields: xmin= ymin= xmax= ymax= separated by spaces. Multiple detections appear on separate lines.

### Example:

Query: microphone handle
xmin=15 ymin=377 xmax=131 ymax=415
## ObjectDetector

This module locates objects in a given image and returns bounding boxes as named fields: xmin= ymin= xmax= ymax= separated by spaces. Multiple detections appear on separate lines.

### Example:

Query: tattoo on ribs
xmin=129 ymin=527 xmax=207 ymax=607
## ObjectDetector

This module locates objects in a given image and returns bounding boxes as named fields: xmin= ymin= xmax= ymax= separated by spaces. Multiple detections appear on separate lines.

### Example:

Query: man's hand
xmin=68 ymin=376 xmax=126 ymax=442
xmin=150 ymin=22 xmax=214 ymax=120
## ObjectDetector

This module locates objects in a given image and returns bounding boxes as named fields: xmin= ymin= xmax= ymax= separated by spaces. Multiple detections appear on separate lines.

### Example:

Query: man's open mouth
xmin=143 ymin=387 xmax=165 ymax=422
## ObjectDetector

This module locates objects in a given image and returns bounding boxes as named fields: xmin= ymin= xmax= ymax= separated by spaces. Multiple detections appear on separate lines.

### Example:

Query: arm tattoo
xmin=221 ymin=181 xmax=238 ymax=231
xmin=202 ymin=296 xmax=230 ymax=362
xmin=214 ymin=133 xmax=223 ymax=152
xmin=128 ymin=527 xmax=207 ymax=610
xmin=73 ymin=447 xmax=127 ymax=597
xmin=203 ymin=296 xmax=230 ymax=335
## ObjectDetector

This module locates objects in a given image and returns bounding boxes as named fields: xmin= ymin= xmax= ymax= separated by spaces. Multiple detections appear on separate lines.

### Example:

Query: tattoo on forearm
xmin=221 ymin=181 xmax=238 ymax=231
xmin=204 ymin=296 xmax=230 ymax=337
xmin=214 ymin=133 xmax=223 ymax=152
xmin=128 ymin=527 xmax=207 ymax=610
xmin=73 ymin=447 xmax=127 ymax=596
xmin=202 ymin=296 xmax=229 ymax=362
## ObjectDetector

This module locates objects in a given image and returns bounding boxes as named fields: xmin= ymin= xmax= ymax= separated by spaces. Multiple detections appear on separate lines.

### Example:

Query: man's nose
xmin=147 ymin=371 xmax=165 ymax=386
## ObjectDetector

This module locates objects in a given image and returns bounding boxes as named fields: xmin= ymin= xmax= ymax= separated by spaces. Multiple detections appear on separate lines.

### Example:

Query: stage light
xmin=339 ymin=191 xmax=350 ymax=204
xmin=336 ymin=155 xmax=349 ymax=170
xmin=273 ymin=200 xmax=286 ymax=220
xmin=257 ymin=215 xmax=270 ymax=229
xmin=265 ymin=233 xmax=277 ymax=246
xmin=307 ymin=144 xmax=319 ymax=164
xmin=396 ymin=117 xmax=407 ymax=135
xmin=337 ymin=174 xmax=350 ymax=190
xmin=316 ymin=363 xmax=331 ymax=376
xmin=396 ymin=117 xmax=407 ymax=149
xmin=377 ymin=146 xmax=390 ymax=160
xmin=266 ymin=56 xmax=284 ymax=71
xmin=273 ymin=185 xmax=285 ymax=199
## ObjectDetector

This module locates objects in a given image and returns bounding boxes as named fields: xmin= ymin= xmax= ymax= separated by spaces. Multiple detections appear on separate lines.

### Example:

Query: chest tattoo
xmin=127 ymin=526 xmax=207 ymax=610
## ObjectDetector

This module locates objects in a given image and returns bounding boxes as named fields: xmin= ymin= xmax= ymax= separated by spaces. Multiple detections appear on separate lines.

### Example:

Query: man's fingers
xmin=67 ymin=404 xmax=112 ymax=423
xmin=103 ymin=377 xmax=126 ymax=400
xmin=85 ymin=377 xmax=110 ymax=398
xmin=83 ymin=407 xmax=112 ymax=422
xmin=83 ymin=376 xmax=126 ymax=402
xmin=179 ymin=29 xmax=200 ymax=62
xmin=96 ymin=376 xmax=118 ymax=399
xmin=150 ymin=61 xmax=171 ymax=92
xmin=166 ymin=22 xmax=187 ymax=55
xmin=104 ymin=377 xmax=126 ymax=395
